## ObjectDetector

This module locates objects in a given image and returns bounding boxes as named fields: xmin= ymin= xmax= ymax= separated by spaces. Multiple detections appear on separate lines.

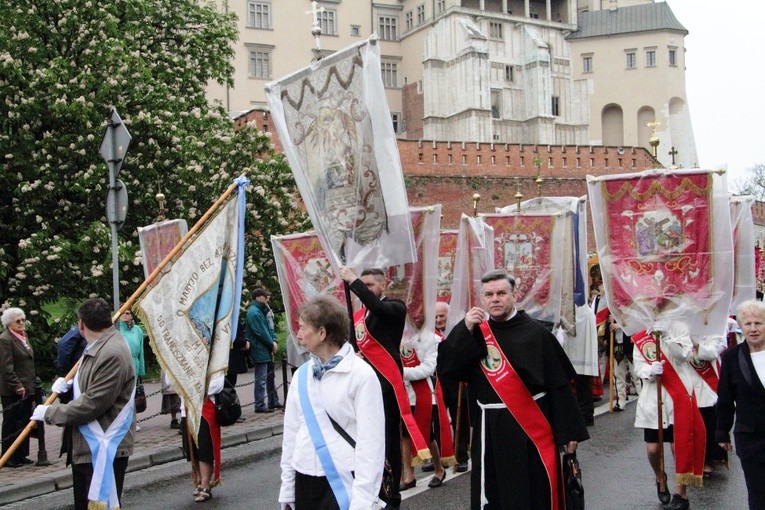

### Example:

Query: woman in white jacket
xmin=279 ymin=296 xmax=385 ymax=510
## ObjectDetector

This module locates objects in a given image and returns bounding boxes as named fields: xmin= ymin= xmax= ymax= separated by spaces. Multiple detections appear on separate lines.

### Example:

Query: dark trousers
xmin=442 ymin=379 xmax=470 ymax=463
xmin=267 ymin=360 xmax=280 ymax=407
xmin=741 ymin=458 xmax=765 ymax=510
xmin=381 ymin=390 xmax=402 ymax=508
xmin=574 ymin=374 xmax=594 ymax=425
xmin=1 ymin=395 xmax=33 ymax=461
xmin=72 ymin=456 xmax=129 ymax=510
xmin=295 ymin=471 xmax=340 ymax=510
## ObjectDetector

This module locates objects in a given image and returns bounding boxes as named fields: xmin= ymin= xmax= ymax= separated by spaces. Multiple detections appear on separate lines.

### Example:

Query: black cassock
xmin=438 ymin=311 xmax=590 ymax=510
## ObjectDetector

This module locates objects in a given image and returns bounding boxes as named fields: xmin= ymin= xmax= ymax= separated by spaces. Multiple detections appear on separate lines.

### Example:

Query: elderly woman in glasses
xmin=0 ymin=307 xmax=37 ymax=468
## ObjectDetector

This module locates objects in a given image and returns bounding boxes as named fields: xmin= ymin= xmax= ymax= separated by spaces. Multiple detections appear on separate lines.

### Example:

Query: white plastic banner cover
xmin=729 ymin=195 xmax=756 ymax=315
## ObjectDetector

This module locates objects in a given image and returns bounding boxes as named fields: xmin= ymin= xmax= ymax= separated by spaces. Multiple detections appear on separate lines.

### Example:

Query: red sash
xmin=595 ymin=306 xmax=610 ymax=327
xmin=478 ymin=322 xmax=561 ymax=510
xmin=633 ymin=330 xmax=705 ymax=486
xmin=354 ymin=309 xmax=431 ymax=464
xmin=691 ymin=359 xmax=719 ymax=393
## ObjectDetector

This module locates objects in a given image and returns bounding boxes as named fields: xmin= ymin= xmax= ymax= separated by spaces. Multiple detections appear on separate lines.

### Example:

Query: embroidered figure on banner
xmin=635 ymin=211 xmax=683 ymax=258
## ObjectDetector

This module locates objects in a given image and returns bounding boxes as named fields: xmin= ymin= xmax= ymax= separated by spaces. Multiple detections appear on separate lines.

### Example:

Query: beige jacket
xmin=45 ymin=327 xmax=136 ymax=464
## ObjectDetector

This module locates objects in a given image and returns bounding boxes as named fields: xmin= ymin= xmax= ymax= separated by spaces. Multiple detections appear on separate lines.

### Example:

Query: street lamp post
xmin=99 ymin=109 xmax=131 ymax=312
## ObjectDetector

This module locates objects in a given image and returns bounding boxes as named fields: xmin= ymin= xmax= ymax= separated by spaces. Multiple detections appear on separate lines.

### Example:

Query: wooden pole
xmin=608 ymin=327 xmax=615 ymax=413
xmin=654 ymin=330 xmax=667 ymax=495
xmin=0 ymin=177 xmax=246 ymax=470
xmin=452 ymin=382 xmax=466 ymax=474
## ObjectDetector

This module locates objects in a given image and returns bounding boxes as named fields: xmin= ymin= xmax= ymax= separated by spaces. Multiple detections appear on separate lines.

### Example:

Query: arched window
xmin=601 ymin=104 xmax=624 ymax=147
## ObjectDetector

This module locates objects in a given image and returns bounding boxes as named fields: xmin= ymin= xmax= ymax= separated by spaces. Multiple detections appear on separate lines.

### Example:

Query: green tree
xmin=0 ymin=0 xmax=308 ymax=378
xmin=732 ymin=163 xmax=765 ymax=200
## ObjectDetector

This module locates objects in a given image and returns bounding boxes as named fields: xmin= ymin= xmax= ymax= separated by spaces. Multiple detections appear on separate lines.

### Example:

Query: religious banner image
xmin=271 ymin=231 xmax=346 ymax=342
xmin=588 ymin=169 xmax=733 ymax=337
xmin=138 ymin=219 xmax=189 ymax=280
xmin=384 ymin=206 xmax=441 ymax=343
xmin=447 ymin=215 xmax=494 ymax=333
xmin=266 ymin=37 xmax=415 ymax=273
xmin=730 ymin=195 xmax=756 ymax=314
xmin=437 ymin=230 xmax=458 ymax=302
xmin=135 ymin=181 xmax=247 ymax=442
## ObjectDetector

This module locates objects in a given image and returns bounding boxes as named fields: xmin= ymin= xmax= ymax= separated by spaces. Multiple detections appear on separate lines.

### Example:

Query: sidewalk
xmin=0 ymin=369 xmax=289 ymax=506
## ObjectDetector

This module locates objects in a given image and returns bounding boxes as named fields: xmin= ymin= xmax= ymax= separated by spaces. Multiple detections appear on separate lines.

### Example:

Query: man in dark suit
xmin=716 ymin=299 xmax=765 ymax=510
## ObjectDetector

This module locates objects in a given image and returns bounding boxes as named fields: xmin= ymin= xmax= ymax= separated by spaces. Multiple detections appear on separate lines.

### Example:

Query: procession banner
xmin=134 ymin=179 xmax=247 ymax=442
xmin=447 ymin=215 xmax=494 ymax=334
xmin=270 ymin=231 xmax=346 ymax=350
xmin=266 ymin=37 xmax=415 ymax=273
xmin=730 ymin=195 xmax=756 ymax=315
xmin=587 ymin=169 xmax=733 ymax=338
xmin=138 ymin=219 xmax=189 ymax=280
xmin=384 ymin=206 xmax=442 ymax=344
xmin=437 ymin=230 xmax=459 ymax=302
xmin=496 ymin=197 xmax=598 ymax=375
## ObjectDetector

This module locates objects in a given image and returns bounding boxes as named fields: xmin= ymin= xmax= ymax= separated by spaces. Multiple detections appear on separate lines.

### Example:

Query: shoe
xmin=5 ymin=460 xmax=23 ymax=468
xmin=170 ymin=419 xmax=180 ymax=429
xmin=428 ymin=471 xmax=446 ymax=488
xmin=663 ymin=494 xmax=689 ymax=510
xmin=21 ymin=457 xmax=34 ymax=465
xmin=399 ymin=478 xmax=416 ymax=491
xmin=255 ymin=408 xmax=274 ymax=414
xmin=194 ymin=487 xmax=212 ymax=503
xmin=269 ymin=403 xmax=284 ymax=409
xmin=613 ymin=405 xmax=623 ymax=412
xmin=455 ymin=461 xmax=469 ymax=473
xmin=421 ymin=459 xmax=435 ymax=472
xmin=656 ymin=472 xmax=671 ymax=504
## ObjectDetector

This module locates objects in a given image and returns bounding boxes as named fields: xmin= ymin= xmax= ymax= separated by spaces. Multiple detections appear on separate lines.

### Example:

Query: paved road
xmin=6 ymin=401 xmax=749 ymax=509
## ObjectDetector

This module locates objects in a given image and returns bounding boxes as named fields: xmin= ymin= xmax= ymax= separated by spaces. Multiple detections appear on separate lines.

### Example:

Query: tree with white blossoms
xmin=0 ymin=0 xmax=308 ymax=375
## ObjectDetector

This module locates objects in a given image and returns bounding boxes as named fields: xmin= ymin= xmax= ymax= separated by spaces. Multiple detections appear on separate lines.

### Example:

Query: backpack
xmin=214 ymin=378 xmax=242 ymax=426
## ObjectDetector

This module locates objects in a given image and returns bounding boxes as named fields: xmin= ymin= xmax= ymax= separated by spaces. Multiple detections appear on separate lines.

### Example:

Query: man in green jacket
xmin=246 ymin=288 xmax=278 ymax=413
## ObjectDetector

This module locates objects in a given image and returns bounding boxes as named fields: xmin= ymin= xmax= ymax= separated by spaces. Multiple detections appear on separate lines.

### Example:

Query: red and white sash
xmin=354 ymin=309 xmax=431 ymax=464
xmin=633 ymin=330 xmax=705 ymax=486
xmin=477 ymin=321 xmax=561 ymax=510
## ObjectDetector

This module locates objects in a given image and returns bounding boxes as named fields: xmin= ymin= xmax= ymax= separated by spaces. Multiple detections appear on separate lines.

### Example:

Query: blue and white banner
xmin=135 ymin=178 xmax=248 ymax=441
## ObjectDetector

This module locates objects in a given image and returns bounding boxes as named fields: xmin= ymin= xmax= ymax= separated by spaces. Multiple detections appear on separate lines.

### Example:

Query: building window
xmin=351 ymin=25 xmax=361 ymax=37
xmin=489 ymin=22 xmax=503 ymax=39
xmin=583 ymin=55 xmax=592 ymax=73
xmin=437 ymin=0 xmax=446 ymax=13
xmin=668 ymin=49 xmax=676 ymax=66
xmin=626 ymin=51 xmax=636 ymax=69
xmin=576 ymin=157 xmax=581 ymax=167
xmin=646 ymin=49 xmax=656 ymax=67
xmin=529 ymin=12 xmax=539 ymax=19
xmin=381 ymin=62 xmax=398 ymax=88
xmin=417 ymin=4 xmax=425 ymax=25
xmin=247 ymin=1 xmax=271 ymax=29
xmin=378 ymin=16 xmax=398 ymax=40
xmin=405 ymin=11 xmax=413 ymax=31
xmin=391 ymin=112 xmax=401 ymax=133
xmin=505 ymin=65 xmax=514 ymax=82
xmin=318 ymin=10 xmax=336 ymax=35
xmin=248 ymin=48 xmax=272 ymax=79
xmin=551 ymin=96 xmax=560 ymax=116
xmin=491 ymin=90 xmax=501 ymax=119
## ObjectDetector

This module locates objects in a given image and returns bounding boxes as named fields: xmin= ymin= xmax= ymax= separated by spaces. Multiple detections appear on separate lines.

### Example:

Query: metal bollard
xmin=281 ymin=357 xmax=289 ymax=403
xmin=33 ymin=377 xmax=50 ymax=466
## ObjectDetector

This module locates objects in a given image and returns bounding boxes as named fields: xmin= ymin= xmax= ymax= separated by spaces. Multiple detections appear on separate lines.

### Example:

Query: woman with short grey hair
xmin=0 ymin=307 xmax=37 ymax=467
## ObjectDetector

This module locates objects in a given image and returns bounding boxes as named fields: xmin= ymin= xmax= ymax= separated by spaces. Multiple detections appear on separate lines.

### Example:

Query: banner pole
xmin=654 ymin=330 xmax=667 ymax=495
xmin=608 ymin=327 xmax=615 ymax=413
xmin=0 ymin=177 xmax=246 ymax=470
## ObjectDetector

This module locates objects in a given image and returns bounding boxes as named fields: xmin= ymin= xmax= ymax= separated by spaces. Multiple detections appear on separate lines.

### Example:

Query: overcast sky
xmin=665 ymin=1 xmax=765 ymax=188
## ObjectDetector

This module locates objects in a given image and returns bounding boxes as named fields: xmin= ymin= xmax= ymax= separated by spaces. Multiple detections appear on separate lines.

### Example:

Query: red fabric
xmin=401 ymin=344 xmax=434 ymax=445
xmin=601 ymin=173 xmax=713 ymax=314
xmin=633 ymin=330 xmax=705 ymax=485
xmin=595 ymin=307 xmax=610 ymax=326
xmin=434 ymin=378 xmax=455 ymax=460
xmin=201 ymin=398 xmax=222 ymax=483
xmin=478 ymin=321 xmax=561 ymax=510
xmin=354 ymin=309 xmax=431 ymax=461
xmin=483 ymin=215 xmax=554 ymax=306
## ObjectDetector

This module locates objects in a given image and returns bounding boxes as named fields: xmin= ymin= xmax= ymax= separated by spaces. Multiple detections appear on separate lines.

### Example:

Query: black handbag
xmin=214 ymin=379 xmax=242 ymax=427
xmin=134 ymin=379 xmax=147 ymax=413
xmin=562 ymin=452 xmax=585 ymax=510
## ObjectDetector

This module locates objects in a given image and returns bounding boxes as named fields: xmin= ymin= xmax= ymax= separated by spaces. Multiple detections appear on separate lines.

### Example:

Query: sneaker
xmin=269 ymin=403 xmax=284 ymax=410
xmin=255 ymin=408 xmax=274 ymax=414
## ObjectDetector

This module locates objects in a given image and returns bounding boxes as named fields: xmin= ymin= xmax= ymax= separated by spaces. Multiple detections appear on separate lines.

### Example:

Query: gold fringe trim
xmin=87 ymin=501 xmax=108 ymax=510
xmin=440 ymin=455 xmax=457 ymax=468
xmin=675 ymin=473 xmax=703 ymax=487
xmin=411 ymin=448 xmax=432 ymax=467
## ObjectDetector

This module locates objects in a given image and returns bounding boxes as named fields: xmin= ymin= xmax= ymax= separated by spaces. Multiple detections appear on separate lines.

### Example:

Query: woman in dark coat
xmin=716 ymin=299 xmax=765 ymax=510
xmin=0 ymin=307 xmax=36 ymax=467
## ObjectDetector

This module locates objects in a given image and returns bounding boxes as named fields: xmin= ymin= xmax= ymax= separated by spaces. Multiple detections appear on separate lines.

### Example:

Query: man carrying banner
xmin=438 ymin=270 xmax=589 ymax=510
xmin=340 ymin=266 xmax=412 ymax=510
xmin=32 ymin=298 xmax=135 ymax=510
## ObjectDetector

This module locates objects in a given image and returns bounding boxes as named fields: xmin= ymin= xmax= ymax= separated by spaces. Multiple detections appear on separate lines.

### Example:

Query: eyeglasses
xmin=14 ymin=318 xmax=26 ymax=324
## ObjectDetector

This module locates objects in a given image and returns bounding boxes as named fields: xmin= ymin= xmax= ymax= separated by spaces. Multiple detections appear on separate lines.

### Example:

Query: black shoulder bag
xmin=214 ymin=378 xmax=242 ymax=426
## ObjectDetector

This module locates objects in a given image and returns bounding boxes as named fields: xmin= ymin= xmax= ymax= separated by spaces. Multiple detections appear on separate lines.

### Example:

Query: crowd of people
xmin=2 ymin=269 xmax=763 ymax=510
